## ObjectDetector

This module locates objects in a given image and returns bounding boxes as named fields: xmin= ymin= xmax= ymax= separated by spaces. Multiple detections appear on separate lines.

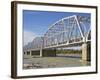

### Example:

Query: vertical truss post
xmin=67 ymin=16 xmax=76 ymax=43
xmin=86 ymin=28 xmax=91 ymax=41
xmin=61 ymin=19 xmax=65 ymax=43
xmin=74 ymin=15 xmax=84 ymax=39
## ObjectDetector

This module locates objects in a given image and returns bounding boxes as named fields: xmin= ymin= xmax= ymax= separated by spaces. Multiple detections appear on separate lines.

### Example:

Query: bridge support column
xmin=82 ymin=43 xmax=90 ymax=61
xmin=40 ymin=49 xmax=42 ymax=57
xmin=30 ymin=51 xmax=32 ymax=56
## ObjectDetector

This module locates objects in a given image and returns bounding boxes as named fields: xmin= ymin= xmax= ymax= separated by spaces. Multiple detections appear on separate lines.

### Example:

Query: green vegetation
xmin=56 ymin=49 xmax=82 ymax=54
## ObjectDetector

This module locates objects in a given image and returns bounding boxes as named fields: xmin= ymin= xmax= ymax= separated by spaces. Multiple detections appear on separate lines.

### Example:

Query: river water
xmin=23 ymin=53 xmax=90 ymax=69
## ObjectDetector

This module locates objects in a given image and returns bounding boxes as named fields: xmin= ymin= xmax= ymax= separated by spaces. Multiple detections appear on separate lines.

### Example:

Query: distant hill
xmin=23 ymin=37 xmax=42 ymax=51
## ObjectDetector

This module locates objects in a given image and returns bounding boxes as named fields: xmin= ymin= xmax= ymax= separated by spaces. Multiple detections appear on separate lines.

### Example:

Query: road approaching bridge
xmin=24 ymin=15 xmax=91 ymax=61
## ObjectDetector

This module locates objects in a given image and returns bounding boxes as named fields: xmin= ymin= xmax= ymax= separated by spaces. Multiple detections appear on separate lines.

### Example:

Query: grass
xmin=56 ymin=49 xmax=82 ymax=54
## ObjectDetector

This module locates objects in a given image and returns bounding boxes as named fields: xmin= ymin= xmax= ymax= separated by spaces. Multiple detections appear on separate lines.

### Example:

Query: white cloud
xmin=23 ymin=30 xmax=37 ymax=46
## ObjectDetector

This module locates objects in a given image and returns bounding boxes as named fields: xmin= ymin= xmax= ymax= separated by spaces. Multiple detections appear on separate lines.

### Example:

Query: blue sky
xmin=23 ymin=10 xmax=90 ymax=46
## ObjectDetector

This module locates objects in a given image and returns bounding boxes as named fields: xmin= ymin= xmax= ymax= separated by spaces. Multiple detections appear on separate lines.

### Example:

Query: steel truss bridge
xmin=24 ymin=15 xmax=91 ymax=61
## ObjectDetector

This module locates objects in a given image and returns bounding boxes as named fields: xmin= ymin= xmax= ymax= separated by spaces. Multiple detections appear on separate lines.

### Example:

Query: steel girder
xmin=24 ymin=15 xmax=91 ymax=51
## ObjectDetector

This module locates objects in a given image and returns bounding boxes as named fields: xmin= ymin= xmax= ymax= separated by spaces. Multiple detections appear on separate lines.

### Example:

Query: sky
xmin=23 ymin=10 xmax=90 ymax=46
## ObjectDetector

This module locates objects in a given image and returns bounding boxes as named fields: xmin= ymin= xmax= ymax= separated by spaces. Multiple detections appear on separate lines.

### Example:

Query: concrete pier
xmin=40 ymin=48 xmax=42 ymax=57
xmin=82 ymin=43 xmax=90 ymax=61
xmin=24 ymin=43 xmax=91 ymax=61
xmin=30 ymin=51 xmax=32 ymax=56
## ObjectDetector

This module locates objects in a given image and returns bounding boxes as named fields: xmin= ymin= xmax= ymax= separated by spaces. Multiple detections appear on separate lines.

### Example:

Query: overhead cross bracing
xmin=24 ymin=15 xmax=91 ymax=61
xmin=24 ymin=15 xmax=90 ymax=51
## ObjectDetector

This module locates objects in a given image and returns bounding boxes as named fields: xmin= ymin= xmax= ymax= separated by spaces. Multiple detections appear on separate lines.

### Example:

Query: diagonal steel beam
xmin=74 ymin=15 xmax=84 ymax=38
